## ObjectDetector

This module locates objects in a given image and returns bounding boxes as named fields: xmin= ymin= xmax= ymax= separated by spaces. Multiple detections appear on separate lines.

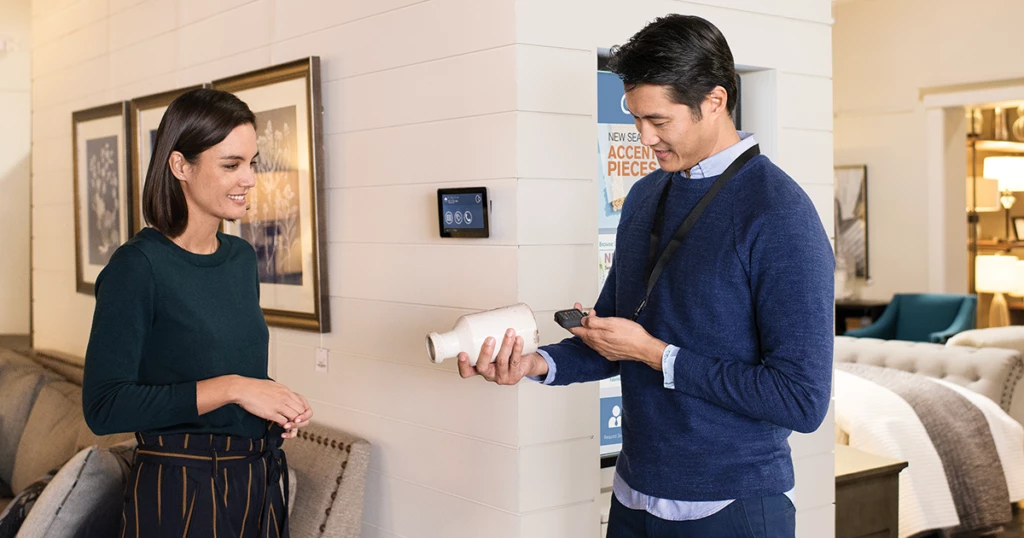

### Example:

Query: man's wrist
xmin=642 ymin=338 xmax=668 ymax=371
xmin=526 ymin=353 xmax=549 ymax=378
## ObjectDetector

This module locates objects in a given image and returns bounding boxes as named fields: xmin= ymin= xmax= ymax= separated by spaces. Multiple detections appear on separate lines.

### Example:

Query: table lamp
xmin=984 ymin=156 xmax=1024 ymax=211
xmin=1011 ymin=261 xmax=1024 ymax=299
xmin=976 ymin=254 xmax=1018 ymax=327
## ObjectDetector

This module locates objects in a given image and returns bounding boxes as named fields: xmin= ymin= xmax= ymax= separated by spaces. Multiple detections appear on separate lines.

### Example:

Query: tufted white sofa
xmin=834 ymin=335 xmax=1024 ymax=424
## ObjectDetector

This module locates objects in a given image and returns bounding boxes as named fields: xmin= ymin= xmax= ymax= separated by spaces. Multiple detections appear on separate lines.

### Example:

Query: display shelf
xmin=974 ymin=139 xmax=1024 ymax=152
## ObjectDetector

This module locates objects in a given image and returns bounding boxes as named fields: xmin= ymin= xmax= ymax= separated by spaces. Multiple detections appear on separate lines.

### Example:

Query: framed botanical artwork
xmin=128 ymin=84 xmax=206 ymax=234
xmin=834 ymin=165 xmax=869 ymax=279
xmin=213 ymin=57 xmax=330 ymax=333
xmin=72 ymin=102 xmax=131 ymax=295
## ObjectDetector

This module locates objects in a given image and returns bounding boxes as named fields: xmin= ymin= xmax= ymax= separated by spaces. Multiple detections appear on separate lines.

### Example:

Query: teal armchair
xmin=844 ymin=294 xmax=977 ymax=344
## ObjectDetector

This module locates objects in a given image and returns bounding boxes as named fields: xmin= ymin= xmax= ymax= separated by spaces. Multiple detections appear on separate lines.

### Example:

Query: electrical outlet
xmin=315 ymin=348 xmax=329 ymax=373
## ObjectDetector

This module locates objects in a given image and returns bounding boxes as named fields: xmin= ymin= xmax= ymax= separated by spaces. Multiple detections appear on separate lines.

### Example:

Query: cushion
xmin=16 ymin=442 xmax=133 ymax=538
xmin=0 ymin=470 xmax=54 ymax=538
xmin=11 ymin=382 xmax=85 ymax=493
xmin=0 ymin=350 xmax=36 ymax=372
xmin=948 ymin=327 xmax=1024 ymax=356
xmin=0 ymin=368 xmax=56 ymax=485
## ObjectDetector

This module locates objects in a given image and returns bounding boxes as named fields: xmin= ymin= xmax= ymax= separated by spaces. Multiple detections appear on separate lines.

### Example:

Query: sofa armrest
xmin=844 ymin=301 xmax=898 ymax=339
xmin=835 ymin=336 xmax=1023 ymax=417
xmin=930 ymin=297 xmax=977 ymax=344
xmin=284 ymin=423 xmax=370 ymax=538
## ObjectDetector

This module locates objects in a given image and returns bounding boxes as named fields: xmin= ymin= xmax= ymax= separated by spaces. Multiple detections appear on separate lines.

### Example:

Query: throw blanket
xmin=835 ymin=363 xmax=1024 ymax=537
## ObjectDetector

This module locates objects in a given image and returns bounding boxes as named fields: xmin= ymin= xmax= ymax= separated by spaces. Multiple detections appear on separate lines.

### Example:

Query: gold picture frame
xmin=72 ymin=102 xmax=131 ymax=295
xmin=212 ymin=57 xmax=330 ymax=333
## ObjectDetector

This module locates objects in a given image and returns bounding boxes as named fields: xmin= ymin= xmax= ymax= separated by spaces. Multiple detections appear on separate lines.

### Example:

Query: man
xmin=458 ymin=14 xmax=834 ymax=538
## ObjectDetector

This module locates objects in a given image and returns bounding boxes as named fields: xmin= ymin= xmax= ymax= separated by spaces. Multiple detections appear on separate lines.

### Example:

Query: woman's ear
xmin=168 ymin=151 xmax=190 ymax=183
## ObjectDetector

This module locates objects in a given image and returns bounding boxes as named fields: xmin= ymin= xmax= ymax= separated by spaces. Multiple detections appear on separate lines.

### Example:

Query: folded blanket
xmin=835 ymin=363 xmax=1024 ymax=537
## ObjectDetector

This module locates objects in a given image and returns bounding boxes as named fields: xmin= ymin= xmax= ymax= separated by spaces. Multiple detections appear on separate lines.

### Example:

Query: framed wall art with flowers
xmin=72 ymin=102 xmax=131 ymax=295
xmin=212 ymin=57 xmax=330 ymax=333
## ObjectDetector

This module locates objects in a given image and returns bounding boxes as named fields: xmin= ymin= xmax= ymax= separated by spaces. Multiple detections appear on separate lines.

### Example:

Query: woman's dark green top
xmin=83 ymin=227 xmax=270 ymax=439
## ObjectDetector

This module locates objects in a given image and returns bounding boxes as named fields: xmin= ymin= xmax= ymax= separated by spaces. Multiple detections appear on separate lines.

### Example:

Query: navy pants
xmin=608 ymin=493 xmax=796 ymax=538
xmin=120 ymin=427 xmax=290 ymax=538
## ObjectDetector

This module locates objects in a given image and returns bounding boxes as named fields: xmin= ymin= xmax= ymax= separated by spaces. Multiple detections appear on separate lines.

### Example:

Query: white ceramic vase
xmin=427 ymin=303 xmax=540 ymax=366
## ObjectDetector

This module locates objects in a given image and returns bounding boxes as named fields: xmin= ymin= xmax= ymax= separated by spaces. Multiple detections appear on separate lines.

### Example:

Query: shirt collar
xmin=686 ymin=131 xmax=757 ymax=179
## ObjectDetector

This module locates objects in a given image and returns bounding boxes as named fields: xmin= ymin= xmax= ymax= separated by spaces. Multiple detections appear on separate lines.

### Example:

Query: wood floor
xmin=994 ymin=506 xmax=1024 ymax=538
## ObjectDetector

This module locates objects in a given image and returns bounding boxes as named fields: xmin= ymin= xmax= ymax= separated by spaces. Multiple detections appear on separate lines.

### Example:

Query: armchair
xmin=844 ymin=294 xmax=977 ymax=344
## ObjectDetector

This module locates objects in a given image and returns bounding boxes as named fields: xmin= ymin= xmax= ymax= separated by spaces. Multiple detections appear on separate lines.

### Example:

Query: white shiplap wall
xmin=30 ymin=0 xmax=835 ymax=536
xmin=0 ymin=0 xmax=31 ymax=335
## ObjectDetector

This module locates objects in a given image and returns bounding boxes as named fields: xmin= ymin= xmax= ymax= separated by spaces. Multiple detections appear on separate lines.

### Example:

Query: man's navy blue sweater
xmin=541 ymin=155 xmax=834 ymax=501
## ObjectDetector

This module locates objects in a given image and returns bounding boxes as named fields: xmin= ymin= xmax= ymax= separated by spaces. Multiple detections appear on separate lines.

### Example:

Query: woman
xmin=83 ymin=88 xmax=309 ymax=538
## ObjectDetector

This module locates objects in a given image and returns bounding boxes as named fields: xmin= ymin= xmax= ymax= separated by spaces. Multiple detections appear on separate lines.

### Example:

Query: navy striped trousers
xmin=120 ymin=427 xmax=290 ymax=538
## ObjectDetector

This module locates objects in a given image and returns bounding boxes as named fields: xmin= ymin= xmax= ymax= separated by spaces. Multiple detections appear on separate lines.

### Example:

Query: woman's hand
xmin=197 ymin=375 xmax=314 ymax=438
xmin=280 ymin=393 xmax=313 ymax=439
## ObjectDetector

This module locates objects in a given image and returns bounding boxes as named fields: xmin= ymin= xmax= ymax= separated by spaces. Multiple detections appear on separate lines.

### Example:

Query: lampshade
xmin=984 ymin=156 xmax=1024 ymax=192
xmin=968 ymin=176 xmax=1002 ymax=212
xmin=976 ymin=255 xmax=1019 ymax=293
xmin=1011 ymin=261 xmax=1024 ymax=297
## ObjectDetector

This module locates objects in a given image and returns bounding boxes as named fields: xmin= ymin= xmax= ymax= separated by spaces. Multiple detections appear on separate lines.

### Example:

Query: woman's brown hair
xmin=143 ymin=88 xmax=256 ymax=237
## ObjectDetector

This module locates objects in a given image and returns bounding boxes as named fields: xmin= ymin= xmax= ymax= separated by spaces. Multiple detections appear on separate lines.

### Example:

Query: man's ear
xmin=703 ymin=86 xmax=730 ymax=119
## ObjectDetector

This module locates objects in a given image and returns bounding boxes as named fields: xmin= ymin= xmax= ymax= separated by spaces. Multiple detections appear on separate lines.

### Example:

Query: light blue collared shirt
xmin=531 ymin=132 xmax=794 ymax=521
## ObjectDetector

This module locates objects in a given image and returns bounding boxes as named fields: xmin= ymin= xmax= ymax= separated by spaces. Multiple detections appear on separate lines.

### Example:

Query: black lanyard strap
xmin=632 ymin=144 xmax=760 ymax=321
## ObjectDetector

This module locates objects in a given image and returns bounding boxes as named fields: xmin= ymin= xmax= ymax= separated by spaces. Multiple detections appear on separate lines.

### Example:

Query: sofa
xmin=0 ymin=346 xmax=370 ymax=538
xmin=834 ymin=335 xmax=1024 ymax=423
xmin=945 ymin=326 xmax=1024 ymax=423
xmin=833 ymin=335 xmax=1024 ymax=536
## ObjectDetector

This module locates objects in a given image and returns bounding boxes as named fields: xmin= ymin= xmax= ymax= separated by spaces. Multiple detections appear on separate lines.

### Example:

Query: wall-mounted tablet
xmin=438 ymin=187 xmax=489 ymax=238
